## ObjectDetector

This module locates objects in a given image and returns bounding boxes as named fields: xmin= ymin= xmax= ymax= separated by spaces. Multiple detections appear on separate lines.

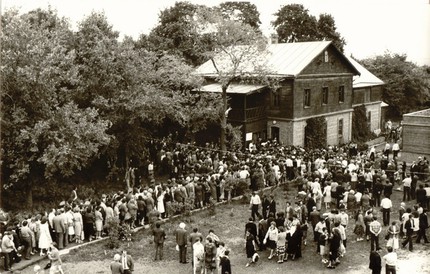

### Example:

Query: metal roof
xmin=198 ymin=83 xmax=266 ymax=94
xmin=195 ymin=41 xmax=358 ymax=77
xmin=347 ymin=57 xmax=384 ymax=88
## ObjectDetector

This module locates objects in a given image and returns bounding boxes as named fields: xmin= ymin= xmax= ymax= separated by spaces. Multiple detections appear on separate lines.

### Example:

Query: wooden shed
xmin=402 ymin=108 xmax=430 ymax=157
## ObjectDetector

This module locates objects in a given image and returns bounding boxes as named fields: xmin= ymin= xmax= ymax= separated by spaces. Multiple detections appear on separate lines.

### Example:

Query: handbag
xmin=385 ymin=233 xmax=390 ymax=240
xmin=44 ymin=262 xmax=52 ymax=269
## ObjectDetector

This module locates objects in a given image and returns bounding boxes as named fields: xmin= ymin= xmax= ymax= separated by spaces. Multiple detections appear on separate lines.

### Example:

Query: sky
xmin=2 ymin=0 xmax=430 ymax=65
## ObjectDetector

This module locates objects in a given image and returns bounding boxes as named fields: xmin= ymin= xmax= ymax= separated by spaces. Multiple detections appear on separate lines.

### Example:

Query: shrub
xmin=105 ymin=217 xmax=121 ymax=249
xmin=304 ymin=117 xmax=327 ymax=149
xmin=352 ymin=104 xmax=373 ymax=142
xmin=234 ymin=179 xmax=249 ymax=196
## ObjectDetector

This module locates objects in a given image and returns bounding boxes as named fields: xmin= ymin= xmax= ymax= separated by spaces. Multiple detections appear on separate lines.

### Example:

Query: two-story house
xmin=348 ymin=57 xmax=385 ymax=133
xmin=195 ymin=41 xmax=368 ymax=147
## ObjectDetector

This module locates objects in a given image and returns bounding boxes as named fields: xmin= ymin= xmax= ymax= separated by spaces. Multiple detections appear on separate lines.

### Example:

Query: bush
xmin=304 ymin=117 xmax=327 ymax=149
xmin=234 ymin=179 xmax=249 ymax=196
xmin=352 ymin=105 xmax=373 ymax=142
xmin=105 ymin=217 xmax=121 ymax=249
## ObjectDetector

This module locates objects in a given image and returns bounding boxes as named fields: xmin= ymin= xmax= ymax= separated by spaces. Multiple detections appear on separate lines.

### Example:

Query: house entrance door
xmin=271 ymin=127 xmax=279 ymax=143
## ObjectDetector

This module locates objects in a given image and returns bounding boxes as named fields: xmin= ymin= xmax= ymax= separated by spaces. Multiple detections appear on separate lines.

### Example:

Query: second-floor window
xmin=304 ymin=89 xmax=311 ymax=107
xmin=271 ymin=90 xmax=281 ymax=107
xmin=338 ymin=86 xmax=345 ymax=103
xmin=322 ymin=87 xmax=328 ymax=105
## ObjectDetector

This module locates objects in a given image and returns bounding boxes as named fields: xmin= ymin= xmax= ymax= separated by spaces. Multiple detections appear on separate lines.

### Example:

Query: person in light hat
xmin=110 ymin=254 xmax=122 ymax=274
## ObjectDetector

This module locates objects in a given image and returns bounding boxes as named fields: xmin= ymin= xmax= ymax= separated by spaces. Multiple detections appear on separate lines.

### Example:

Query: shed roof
xmin=347 ymin=57 xmax=384 ymax=88
xmin=198 ymin=83 xmax=266 ymax=94
xmin=195 ymin=41 xmax=359 ymax=77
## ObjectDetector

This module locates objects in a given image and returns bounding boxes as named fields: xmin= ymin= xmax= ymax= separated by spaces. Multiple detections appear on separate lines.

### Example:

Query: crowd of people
xmin=1 ymin=136 xmax=429 ymax=273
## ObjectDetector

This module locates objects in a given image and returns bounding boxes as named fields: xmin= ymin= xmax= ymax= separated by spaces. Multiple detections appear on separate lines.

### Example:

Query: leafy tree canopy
xmin=272 ymin=4 xmax=346 ymax=52
xmin=219 ymin=1 xmax=261 ymax=29
xmin=1 ymin=9 xmax=111 ymax=206
xmin=360 ymin=53 xmax=430 ymax=117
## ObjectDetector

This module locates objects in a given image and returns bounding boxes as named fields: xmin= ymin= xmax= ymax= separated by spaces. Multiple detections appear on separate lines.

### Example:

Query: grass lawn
xmin=17 ymin=183 xmax=430 ymax=274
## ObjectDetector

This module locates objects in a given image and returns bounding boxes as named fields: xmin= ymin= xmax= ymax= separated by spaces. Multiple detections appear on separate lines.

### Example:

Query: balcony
xmin=228 ymin=106 xmax=266 ymax=122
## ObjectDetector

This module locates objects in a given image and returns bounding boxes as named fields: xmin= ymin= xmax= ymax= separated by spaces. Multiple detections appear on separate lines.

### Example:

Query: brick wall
xmin=267 ymin=120 xmax=293 ymax=146
xmin=325 ymin=111 xmax=352 ymax=146
xmin=365 ymin=103 xmax=382 ymax=132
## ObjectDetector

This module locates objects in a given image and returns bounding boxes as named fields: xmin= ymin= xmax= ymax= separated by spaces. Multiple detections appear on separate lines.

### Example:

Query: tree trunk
xmin=27 ymin=183 xmax=33 ymax=209
xmin=220 ymin=86 xmax=228 ymax=151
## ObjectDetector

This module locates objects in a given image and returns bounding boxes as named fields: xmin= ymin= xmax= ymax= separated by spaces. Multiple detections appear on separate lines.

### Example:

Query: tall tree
xmin=73 ymin=12 xmax=121 ymax=107
xmin=194 ymin=7 xmax=271 ymax=151
xmin=272 ymin=4 xmax=346 ymax=51
xmin=360 ymin=53 xmax=430 ymax=117
xmin=1 ymin=9 xmax=111 ymax=208
xmin=219 ymin=1 xmax=261 ymax=29
xmin=144 ymin=2 xmax=209 ymax=66
xmin=316 ymin=13 xmax=346 ymax=52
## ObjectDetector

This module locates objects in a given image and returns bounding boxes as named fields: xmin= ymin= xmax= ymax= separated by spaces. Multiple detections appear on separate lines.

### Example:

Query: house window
xmin=322 ymin=87 xmax=328 ymax=105
xmin=271 ymin=90 xmax=281 ymax=107
xmin=324 ymin=50 xmax=329 ymax=62
xmin=338 ymin=86 xmax=345 ymax=103
xmin=367 ymin=111 xmax=372 ymax=130
xmin=304 ymin=89 xmax=311 ymax=107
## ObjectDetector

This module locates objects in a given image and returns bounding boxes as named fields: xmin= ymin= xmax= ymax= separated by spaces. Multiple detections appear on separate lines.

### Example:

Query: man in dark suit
xmin=152 ymin=222 xmax=166 ymax=261
xmin=189 ymin=227 xmax=203 ymax=266
xmin=369 ymin=249 xmax=382 ymax=274
xmin=402 ymin=214 xmax=414 ymax=251
xmin=52 ymin=209 xmax=66 ymax=249
xmin=245 ymin=217 xmax=258 ymax=240
xmin=175 ymin=222 xmax=188 ymax=263
xmin=120 ymin=249 xmax=134 ymax=273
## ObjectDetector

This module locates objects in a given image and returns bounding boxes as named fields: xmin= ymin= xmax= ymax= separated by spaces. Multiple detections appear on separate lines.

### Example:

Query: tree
xmin=304 ymin=117 xmax=327 ymax=149
xmin=272 ymin=4 xmax=346 ymax=51
xmin=73 ymin=12 xmax=122 ymax=107
xmin=144 ymin=2 xmax=209 ymax=66
xmin=219 ymin=1 xmax=261 ymax=29
xmin=1 ymin=9 xmax=111 ymax=208
xmin=352 ymin=105 xmax=373 ymax=143
xmin=360 ymin=53 xmax=430 ymax=117
xmin=194 ymin=7 xmax=272 ymax=151
xmin=316 ymin=13 xmax=346 ymax=52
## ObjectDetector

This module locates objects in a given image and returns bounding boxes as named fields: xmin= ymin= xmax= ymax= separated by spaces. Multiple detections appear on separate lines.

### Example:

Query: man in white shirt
xmin=392 ymin=142 xmax=400 ymax=159
xmin=249 ymin=192 xmax=262 ymax=221
xmin=369 ymin=216 xmax=382 ymax=251
xmin=380 ymin=196 xmax=393 ymax=226
xmin=383 ymin=246 xmax=397 ymax=274
xmin=193 ymin=237 xmax=205 ymax=274
xmin=402 ymin=175 xmax=412 ymax=201
xmin=424 ymin=183 xmax=430 ymax=210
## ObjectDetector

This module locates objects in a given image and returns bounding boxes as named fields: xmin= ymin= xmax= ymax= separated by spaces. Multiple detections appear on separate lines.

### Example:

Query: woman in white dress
xmin=322 ymin=183 xmax=332 ymax=209
xmin=156 ymin=190 xmax=165 ymax=219
xmin=386 ymin=221 xmax=400 ymax=250
xmin=38 ymin=217 xmax=52 ymax=256
xmin=66 ymin=207 xmax=75 ymax=242
xmin=73 ymin=207 xmax=83 ymax=243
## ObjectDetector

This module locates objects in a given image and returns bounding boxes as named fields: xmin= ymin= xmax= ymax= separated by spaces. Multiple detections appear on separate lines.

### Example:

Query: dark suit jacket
xmin=189 ymin=232 xmax=203 ymax=245
xmin=110 ymin=261 xmax=123 ymax=274
xmin=405 ymin=219 xmax=414 ymax=236
xmin=52 ymin=215 xmax=65 ymax=233
xmin=152 ymin=227 xmax=166 ymax=244
xmin=175 ymin=228 xmax=188 ymax=246
xmin=369 ymin=251 xmax=381 ymax=271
